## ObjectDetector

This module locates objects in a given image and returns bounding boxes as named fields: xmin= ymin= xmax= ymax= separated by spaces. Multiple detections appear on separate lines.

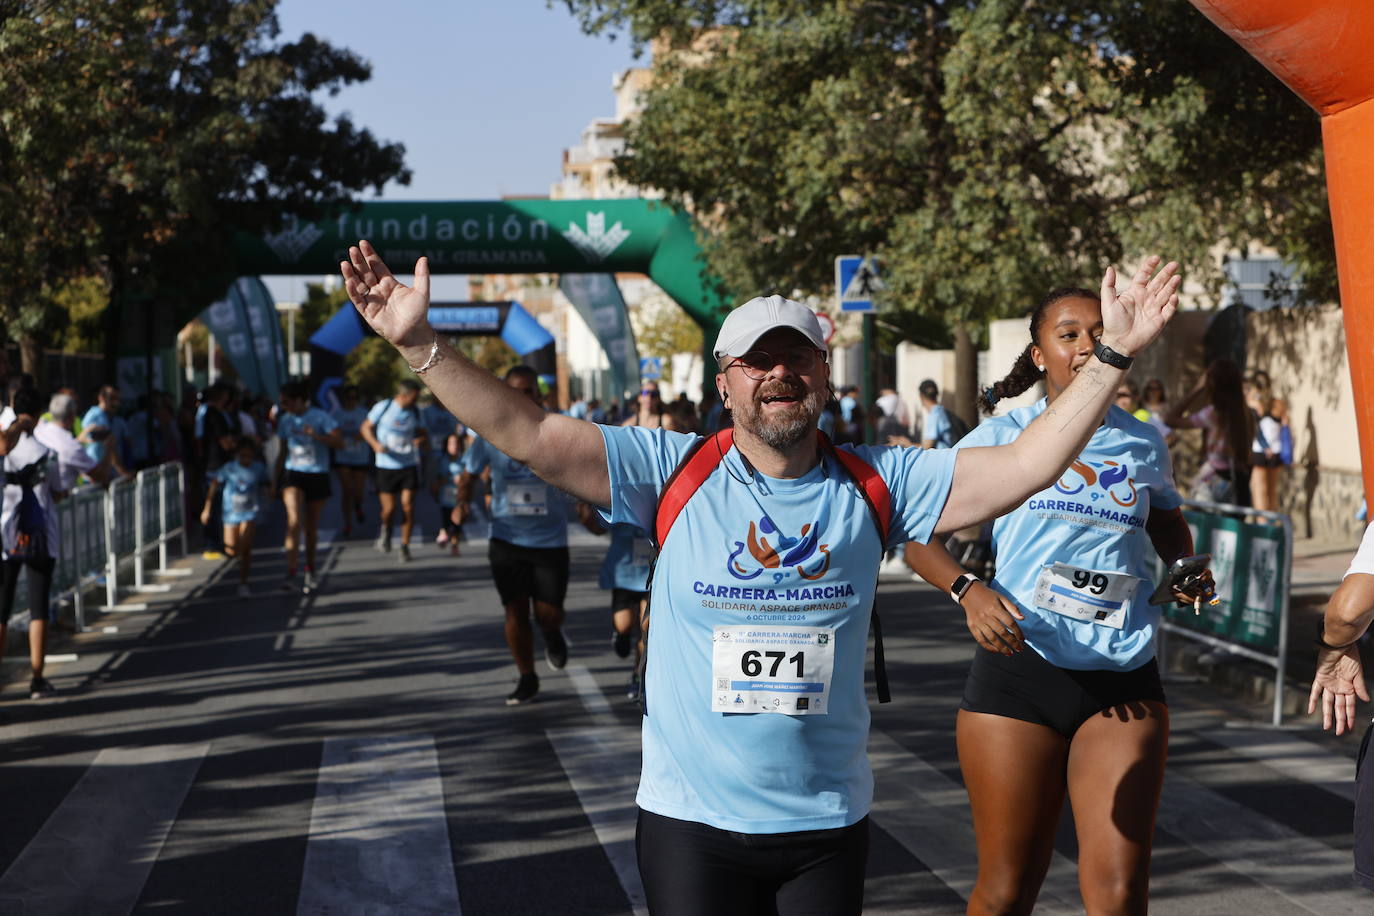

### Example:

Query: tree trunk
xmin=19 ymin=334 xmax=43 ymax=394
xmin=953 ymin=323 xmax=978 ymax=428
xmin=103 ymin=252 xmax=124 ymax=384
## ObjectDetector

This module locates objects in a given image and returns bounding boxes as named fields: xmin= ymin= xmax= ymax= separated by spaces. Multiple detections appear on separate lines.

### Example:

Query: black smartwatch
xmin=1093 ymin=339 xmax=1134 ymax=371
xmin=950 ymin=573 xmax=980 ymax=604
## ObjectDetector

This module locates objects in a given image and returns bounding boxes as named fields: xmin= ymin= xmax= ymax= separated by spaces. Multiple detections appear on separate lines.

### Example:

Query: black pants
xmin=636 ymin=809 xmax=868 ymax=916
xmin=0 ymin=555 xmax=57 ymax=626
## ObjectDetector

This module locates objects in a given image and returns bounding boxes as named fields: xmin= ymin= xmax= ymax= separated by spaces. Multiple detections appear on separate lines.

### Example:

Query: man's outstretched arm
xmin=935 ymin=257 xmax=1181 ymax=534
xmin=341 ymin=241 xmax=611 ymax=507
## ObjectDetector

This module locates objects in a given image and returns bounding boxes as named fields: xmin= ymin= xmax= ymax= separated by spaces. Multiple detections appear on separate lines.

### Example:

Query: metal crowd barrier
xmin=1155 ymin=498 xmax=1294 ymax=727
xmin=102 ymin=463 xmax=192 ymax=613
xmin=4 ymin=461 xmax=190 ymax=636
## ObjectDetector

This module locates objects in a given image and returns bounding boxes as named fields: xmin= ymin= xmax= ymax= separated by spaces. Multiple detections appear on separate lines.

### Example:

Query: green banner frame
xmin=233 ymin=199 xmax=729 ymax=357
xmin=1163 ymin=510 xmax=1288 ymax=653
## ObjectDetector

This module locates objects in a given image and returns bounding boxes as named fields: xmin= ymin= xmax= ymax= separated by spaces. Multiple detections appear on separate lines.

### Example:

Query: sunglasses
xmin=727 ymin=345 xmax=824 ymax=381
xmin=640 ymin=389 xmax=660 ymax=397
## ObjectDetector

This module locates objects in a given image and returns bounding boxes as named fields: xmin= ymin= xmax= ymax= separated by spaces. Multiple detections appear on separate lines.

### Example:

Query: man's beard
xmin=732 ymin=381 xmax=829 ymax=450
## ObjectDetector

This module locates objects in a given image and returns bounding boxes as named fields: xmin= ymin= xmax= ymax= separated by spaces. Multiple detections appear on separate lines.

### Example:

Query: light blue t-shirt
xmin=421 ymin=404 xmax=458 ymax=460
xmin=277 ymin=407 xmax=338 ymax=474
xmin=839 ymin=395 xmax=858 ymax=423
xmin=922 ymin=404 xmax=953 ymax=448
xmin=600 ymin=425 xmax=957 ymax=833
xmin=956 ymin=400 xmax=1182 ymax=671
xmin=216 ymin=460 xmax=269 ymax=525
xmin=331 ymin=406 xmax=372 ymax=467
xmin=367 ymin=399 xmax=422 ymax=470
xmin=81 ymin=405 xmax=124 ymax=464
xmin=600 ymin=523 xmax=654 ymax=592
xmin=462 ymin=437 xmax=571 ymax=549
xmin=437 ymin=456 xmax=463 ymax=507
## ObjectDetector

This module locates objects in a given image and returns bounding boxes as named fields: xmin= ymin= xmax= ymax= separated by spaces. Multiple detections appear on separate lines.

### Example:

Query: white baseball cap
xmin=712 ymin=295 xmax=828 ymax=361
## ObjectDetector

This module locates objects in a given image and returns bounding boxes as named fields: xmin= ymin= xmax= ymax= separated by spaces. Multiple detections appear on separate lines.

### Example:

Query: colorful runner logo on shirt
xmin=727 ymin=515 xmax=831 ymax=583
xmin=1054 ymin=459 xmax=1138 ymax=507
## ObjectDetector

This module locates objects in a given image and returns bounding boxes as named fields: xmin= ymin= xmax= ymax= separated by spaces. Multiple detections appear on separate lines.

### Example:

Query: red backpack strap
xmin=818 ymin=432 xmax=893 ymax=546
xmin=654 ymin=428 xmax=734 ymax=548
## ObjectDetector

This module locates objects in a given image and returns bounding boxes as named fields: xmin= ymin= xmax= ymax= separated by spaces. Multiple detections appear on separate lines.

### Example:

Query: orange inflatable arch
xmin=1188 ymin=0 xmax=1374 ymax=503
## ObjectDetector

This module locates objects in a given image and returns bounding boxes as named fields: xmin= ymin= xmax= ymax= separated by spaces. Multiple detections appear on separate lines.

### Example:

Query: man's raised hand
xmin=340 ymin=240 xmax=432 ymax=350
xmin=1099 ymin=256 xmax=1182 ymax=357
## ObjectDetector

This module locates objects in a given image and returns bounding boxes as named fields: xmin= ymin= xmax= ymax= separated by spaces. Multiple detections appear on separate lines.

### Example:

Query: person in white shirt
xmin=1310 ymin=524 xmax=1374 ymax=892
xmin=1 ymin=390 xmax=106 ymax=700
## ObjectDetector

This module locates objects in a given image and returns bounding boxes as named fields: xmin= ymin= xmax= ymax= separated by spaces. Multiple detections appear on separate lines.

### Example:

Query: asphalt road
xmin=0 ymin=493 xmax=1369 ymax=915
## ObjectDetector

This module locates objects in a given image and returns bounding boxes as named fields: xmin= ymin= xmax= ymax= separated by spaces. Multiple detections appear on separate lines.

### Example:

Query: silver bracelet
xmin=407 ymin=334 xmax=443 ymax=375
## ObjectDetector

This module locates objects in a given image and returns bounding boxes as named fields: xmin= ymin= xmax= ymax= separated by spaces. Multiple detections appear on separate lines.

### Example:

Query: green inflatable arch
xmin=233 ymin=199 xmax=729 ymax=378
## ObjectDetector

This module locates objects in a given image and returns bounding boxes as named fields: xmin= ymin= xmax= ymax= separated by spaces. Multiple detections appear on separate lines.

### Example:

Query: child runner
xmin=202 ymin=437 xmax=270 ymax=596
xmin=436 ymin=431 xmax=466 ymax=556
xmin=330 ymin=384 xmax=372 ymax=537
xmin=906 ymin=286 xmax=1214 ymax=914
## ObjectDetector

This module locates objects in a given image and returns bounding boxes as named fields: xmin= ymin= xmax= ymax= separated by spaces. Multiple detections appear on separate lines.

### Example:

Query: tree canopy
xmin=0 ymin=0 xmax=410 ymax=381
xmin=559 ymin=0 xmax=1332 ymax=418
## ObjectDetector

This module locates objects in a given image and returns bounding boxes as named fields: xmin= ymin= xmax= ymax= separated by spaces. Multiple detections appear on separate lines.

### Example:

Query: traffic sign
xmin=835 ymin=254 xmax=884 ymax=313
xmin=815 ymin=312 xmax=836 ymax=345
xmin=639 ymin=356 xmax=663 ymax=380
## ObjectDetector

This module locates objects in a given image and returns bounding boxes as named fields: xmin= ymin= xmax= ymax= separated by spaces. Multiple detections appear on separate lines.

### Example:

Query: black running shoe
xmin=505 ymin=673 xmax=540 ymax=706
xmin=612 ymin=631 xmax=632 ymax=659
xmin=29 ymin=677 xmax=55 ymax=700
xmin=544 ymin=629 xmax=569 ymax=671
xmin=626 ymin=670 xmax=641 ymax=701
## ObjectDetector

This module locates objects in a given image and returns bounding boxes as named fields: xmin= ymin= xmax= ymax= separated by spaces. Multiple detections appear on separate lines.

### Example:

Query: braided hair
xmin=981 ymin=286 xmax=1098 ymax=414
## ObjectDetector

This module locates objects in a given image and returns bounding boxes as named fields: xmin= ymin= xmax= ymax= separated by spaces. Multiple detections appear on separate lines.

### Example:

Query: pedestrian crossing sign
xmin=835 ymin=255 xmax=884 ymax=313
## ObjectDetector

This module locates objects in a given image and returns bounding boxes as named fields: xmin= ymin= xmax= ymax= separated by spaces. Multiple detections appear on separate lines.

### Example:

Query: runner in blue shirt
xmin=329 ymin=384 xmax=372 ymax=538
xmin=421 ymin=394 xmax=458 ymax=545
xmin=201 ymin=437 xmax=271 ymax=597
xmin=79 ymin=385 xmax=132 ymax=479
xmin=340 ymin=238 xmax=1181 ymax=915
xmin=457 ymin=366 xmax=575 ymax=705
xmin=361 ymin=379 xmax=427 ymax=561
xmin=905 ymin=286 xmax=1214 ymax=915
xmin=435 ymin=432 xmax=466 ymax=556
xmin=275 ymin=381 xmax=342 ymax=594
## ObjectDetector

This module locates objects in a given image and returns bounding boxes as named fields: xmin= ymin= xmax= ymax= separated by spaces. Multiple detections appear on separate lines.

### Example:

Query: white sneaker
xmin=303 ymin=570 xmax=317 ymax=594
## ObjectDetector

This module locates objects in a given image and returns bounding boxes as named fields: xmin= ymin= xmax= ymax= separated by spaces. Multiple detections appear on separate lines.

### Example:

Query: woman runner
xmin=906 ymin=286 xmax=1214 ymax=915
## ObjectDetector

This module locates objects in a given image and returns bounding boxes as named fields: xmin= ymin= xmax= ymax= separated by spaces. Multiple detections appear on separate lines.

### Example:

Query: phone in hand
xmin=1148 ymin=553 xmax=1212 ymax=606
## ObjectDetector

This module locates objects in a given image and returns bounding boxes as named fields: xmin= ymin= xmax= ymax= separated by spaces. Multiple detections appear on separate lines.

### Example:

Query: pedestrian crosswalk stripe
xmin=1157 ymin=770 xmax=1367 ymax=914
xmin=866 ymin=730 xmax=1083 ymax=914
xmin=298 ymin=735 xmax=461 ymax=916
xmin=0 ymin=743 xmax=208 ymax=915
xmin=547 ymin=726 xmax=648 ymax=916
xmin=1199 ymin=726 xmax=1356 ymax=802
xmin=567 ymin=663 xmax=619 ymax=727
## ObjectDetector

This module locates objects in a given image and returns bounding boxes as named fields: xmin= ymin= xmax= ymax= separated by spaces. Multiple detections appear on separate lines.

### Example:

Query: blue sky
xmin=266 ymin=0 xmax=640 ymax=300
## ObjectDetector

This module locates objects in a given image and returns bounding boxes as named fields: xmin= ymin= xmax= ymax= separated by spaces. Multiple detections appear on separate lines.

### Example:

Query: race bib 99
xmin=1032 ymin=562 xmax=1138 ymax=630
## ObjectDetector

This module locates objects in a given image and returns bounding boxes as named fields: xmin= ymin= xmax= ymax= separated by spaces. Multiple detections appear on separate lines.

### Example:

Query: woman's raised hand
xmin=1099 ymin=256 xmax=1182 ymax=357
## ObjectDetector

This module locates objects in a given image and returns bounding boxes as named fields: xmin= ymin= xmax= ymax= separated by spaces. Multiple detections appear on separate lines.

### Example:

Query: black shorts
xmin=1 ymin=555 xmax=56 ymax=626
xmin=961 ymin=644 xmax=1167 ymax=740
xmin=1355 ymin=721 xmax=1374 ymax=891
xmin=636 ymin=809 xmax=868 ymax=916
xmin=488 ymin=538 xmax=569 ymax=606
xmin=1251 ymin=453 xmax=1285 ymax=469
xmin=376 ymin=466 xmax=419 ymax=494
xmin=281 ymin=469 xmax=331 ymax=502
xmin=612 ymin=587 xmax=648 ymax=614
